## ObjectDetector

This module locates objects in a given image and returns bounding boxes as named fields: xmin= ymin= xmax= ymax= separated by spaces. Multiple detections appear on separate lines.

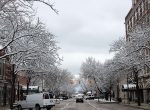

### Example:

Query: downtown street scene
xmin=0 ymin=0 xmax=150 ymax=110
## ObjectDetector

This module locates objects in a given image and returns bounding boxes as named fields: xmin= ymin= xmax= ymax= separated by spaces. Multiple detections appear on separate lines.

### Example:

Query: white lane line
xmin=87 ymin=100 xmax=100 ymax=110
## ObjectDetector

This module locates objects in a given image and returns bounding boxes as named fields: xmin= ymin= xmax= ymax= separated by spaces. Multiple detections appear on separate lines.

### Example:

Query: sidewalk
xmin=0 ymin=105 xmax=11 ymax=110
xmin=94 ymin=99 xmax=150 ymax=110
xmin=121 ymin=102 xmax=150 ymax=110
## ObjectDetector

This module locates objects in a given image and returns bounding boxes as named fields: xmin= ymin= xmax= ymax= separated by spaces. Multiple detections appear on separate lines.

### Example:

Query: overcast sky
xmin=34 ymin=0 xmax=131 ymax=75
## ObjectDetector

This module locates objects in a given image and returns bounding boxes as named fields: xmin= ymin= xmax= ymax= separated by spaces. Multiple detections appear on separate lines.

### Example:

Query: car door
xmin=43 ymin=93 xmax=50 ymax=106
xmin=20 ymin=96 xmax=28 ymax=108
xmin=49 ymin=93 xmax=55 ymax=105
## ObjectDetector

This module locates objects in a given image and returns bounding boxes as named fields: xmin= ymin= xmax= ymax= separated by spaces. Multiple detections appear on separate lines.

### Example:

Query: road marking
xmin=87 ymin=100 xmax=100 ymax=110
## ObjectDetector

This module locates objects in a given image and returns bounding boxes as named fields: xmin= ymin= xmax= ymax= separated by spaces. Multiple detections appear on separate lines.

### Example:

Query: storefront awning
xmin=22 ymin=86 xmax=39 ymax=90
xmin=122 ymin=84 xmax=136 ymax=90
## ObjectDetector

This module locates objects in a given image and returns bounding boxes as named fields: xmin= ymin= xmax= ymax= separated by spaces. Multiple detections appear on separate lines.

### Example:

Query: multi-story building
xmin=125 ymin=0 xmax=150 ymax=41
xmin=119 ymin=0 xmax=150 ymax=104
xmin=0 ymin=50 xmax=13 ymax=106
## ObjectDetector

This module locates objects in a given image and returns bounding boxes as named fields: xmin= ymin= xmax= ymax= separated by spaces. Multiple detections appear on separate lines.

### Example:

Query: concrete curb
xmin=119 ymin=103 xmax=150 ymax=110
xmin=96 ymin=101 xmax=119 ymax=104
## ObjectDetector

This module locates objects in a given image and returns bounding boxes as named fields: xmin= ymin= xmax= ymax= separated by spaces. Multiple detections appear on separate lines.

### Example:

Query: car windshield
xmin=49 ymin=94 xmax=53 ymax=98
xmin=77 ymin=95 xmax=83 ymax=98
xmin=44 ymin=94 xmax=49 ymax=99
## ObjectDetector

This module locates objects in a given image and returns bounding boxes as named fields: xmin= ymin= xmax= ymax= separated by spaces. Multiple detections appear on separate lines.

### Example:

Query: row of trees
xmin=0 ymin=0 xmax=74 ymax=99
xmin=80 ymin=24 xmax=150 ymax=105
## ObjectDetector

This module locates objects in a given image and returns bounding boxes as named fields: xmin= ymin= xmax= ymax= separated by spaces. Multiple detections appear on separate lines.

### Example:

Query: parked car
xmin=76 ymin=94 xmax=84 ymax=103
xmin=85 ymin=94 xmax=94 ymax=100
xmin=62 ymin=96 xmax=68 ymax=100
xmin=57 ymin=96 xmax=68 ymax=100
xmin=13 ymin=92 xmax=55 ymax=110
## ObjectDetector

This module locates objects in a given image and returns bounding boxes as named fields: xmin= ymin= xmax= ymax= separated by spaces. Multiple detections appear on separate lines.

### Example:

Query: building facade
xmin=120 ymin=0 xmax=150 ymax=104
xmin=125 ymin=0 xmax=150 ymax=41
xmin=0 ymin=50 xmax=13 ymax=106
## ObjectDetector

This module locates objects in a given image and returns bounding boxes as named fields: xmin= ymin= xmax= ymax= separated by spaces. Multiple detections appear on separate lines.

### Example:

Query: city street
xmin=0 ymin=0 xmax=150 ymax=110
xmin=51 ymin=99 xmax=145 ymax=110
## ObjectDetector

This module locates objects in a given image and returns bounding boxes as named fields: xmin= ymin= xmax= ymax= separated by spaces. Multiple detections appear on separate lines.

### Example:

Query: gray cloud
xmin=34 ymin=0 xmax=131 ymax=74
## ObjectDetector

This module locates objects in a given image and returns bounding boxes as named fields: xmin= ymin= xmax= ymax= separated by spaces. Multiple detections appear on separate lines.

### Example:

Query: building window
xmin=132 ymin=17 xmax=134 ymax=27
xmin=140 ymin=4 xmax=143 ymax=16
xmin=146 ymin=0 xmax=149 ymax=10
xmin=141 ymin=2 xmax=144 ymax=12
xmin=138 ymin=7 xmax=141 ymax=18
xmin=144 ymin=65 xmax=150 ymax=74
xmin=148 ymin=0 xmax=150 ymax=9
xmin=146 ymin=66 xmax=150 ymax=74
xmin=145 ymin=48 xmax=149 ymax=55
xmin=135 ymin=11 xmax=137 ymax=20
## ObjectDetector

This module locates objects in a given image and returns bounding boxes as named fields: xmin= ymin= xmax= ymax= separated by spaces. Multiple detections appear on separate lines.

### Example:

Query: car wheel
xmin=18 ymin=105 xmax=22 ymax=110
xmin=35 ymin=105 xmax=41 ymax=110
xmin=46 ymin=107 xmax=51 ymax=110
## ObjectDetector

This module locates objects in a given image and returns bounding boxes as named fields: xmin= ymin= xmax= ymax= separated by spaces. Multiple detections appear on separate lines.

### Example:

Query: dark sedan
xmin=76 ymin=95 xmax=84 ymax=103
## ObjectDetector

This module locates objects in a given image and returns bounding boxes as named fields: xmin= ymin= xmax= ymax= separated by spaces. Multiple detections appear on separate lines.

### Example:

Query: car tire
xmin=18 ymin=105 xmax=22 ymax=110
xmin=35 ymin=105 xmax=41 ymax=110
xmin=29 ymin=109 xmax=33 ymax=110
xmin=46 ymin=107 xmax=51 ymax=110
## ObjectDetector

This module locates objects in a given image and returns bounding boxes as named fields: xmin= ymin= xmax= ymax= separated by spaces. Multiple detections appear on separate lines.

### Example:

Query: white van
xmin=85 ymin=94 xmax=94 ymax=100
xmin=14 ymin=92 xmax=55 ymax=110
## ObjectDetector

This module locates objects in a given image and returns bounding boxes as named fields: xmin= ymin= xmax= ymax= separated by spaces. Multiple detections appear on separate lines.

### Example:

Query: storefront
xmin=0 ymin=81 xmax=11 ymax=106
xmin=0 ymin=59 xmax=12 ymax=106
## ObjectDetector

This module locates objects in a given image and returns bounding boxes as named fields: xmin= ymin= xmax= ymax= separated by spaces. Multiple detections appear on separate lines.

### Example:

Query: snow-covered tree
xmin=80 ymin=57 xmax=104 ymax=94
xmin=109 ymin=24 xmax=150 ymax=105
xmin=0 ymin=0 xmax=61 ymax=74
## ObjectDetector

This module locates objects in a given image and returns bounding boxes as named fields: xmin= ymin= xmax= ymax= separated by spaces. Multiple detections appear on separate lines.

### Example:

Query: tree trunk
xmin=110 ymin=87 xmax=112 ymax=102
xmin=10 ymin=64 xmax=15 ymax=109
xmin=134 ymin=68 xmax=141 ymax=106
xmin=3 ymin=83 xmax=7 ymax=106
xmin=93 ymin=77 xmax=103 ymax=101
xmin=17 ymin=81 xmax=19 ymax=101
xmin=26 ymin=78 xmax=30 ymax=95
xmin=117 ymin=83 xmax=120 ymax=101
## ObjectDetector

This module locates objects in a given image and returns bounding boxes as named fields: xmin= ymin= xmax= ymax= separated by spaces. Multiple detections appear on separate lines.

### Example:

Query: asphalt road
xmin=51 ymin=99 xmax=145 ymax=110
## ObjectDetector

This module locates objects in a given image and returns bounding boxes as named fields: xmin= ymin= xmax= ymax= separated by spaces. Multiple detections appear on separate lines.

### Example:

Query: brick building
xmin=117 ymin=0 xmax=150 ymax=104
xmin=0 ymin=50 xmax=13 ymax=106
xmin=0 ymin=49 xmax=28 ymax=107
xmin=125 ymin=0 xmax=150 ymax=41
